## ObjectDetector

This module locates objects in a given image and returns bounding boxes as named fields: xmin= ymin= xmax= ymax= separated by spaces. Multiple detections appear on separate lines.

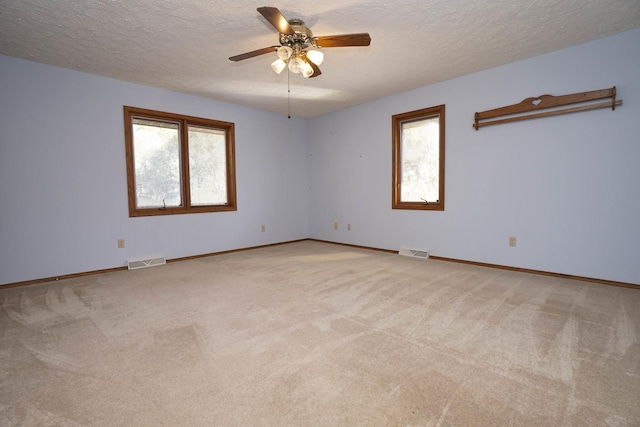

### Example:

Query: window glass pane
xmin=188 ymin=125 xmax=227 ymax=206
xmin=400 ymin=116 xmax=440 ymax=202
xmin=132 ymin=118 xmax=182 ymax=208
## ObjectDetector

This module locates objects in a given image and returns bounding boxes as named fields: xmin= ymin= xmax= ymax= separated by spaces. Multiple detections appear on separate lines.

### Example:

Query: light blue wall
xmin=2 ymin=29 xmax=639 ymax=285
xmin=0 ymin=56 xmax=309 ymax=284
xmin=308 ymin=29 xmax=640 ymax=284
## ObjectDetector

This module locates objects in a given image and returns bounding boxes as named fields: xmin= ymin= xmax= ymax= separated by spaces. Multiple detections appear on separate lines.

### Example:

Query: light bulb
xmin=277 ymin=46 xmax=293 ymax=61
xmin=306 ymin=50 xmax=324 ymax=65
xmin=288 ymin=56 xmax=304 ymax=74
xmin=271 ymin=58 xmax=286 ymax=74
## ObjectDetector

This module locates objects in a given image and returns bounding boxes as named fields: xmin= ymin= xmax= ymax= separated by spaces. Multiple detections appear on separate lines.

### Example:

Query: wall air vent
xmin=398 ymin=247 xmax=430 ymax=259
xmin=127 ymin=256 xmax=166 ymax=270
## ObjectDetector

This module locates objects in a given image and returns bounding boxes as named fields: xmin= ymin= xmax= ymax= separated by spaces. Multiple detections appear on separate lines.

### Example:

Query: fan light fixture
xmin=306 ymin=50 xmax=323 ymax=65
xmin=271 ymin=49 xmax=323 ymax=78
xmin=277 ymin=46 xmax=293 ymax=60
xmin=301 ymin=63 xmax=314 ymax=78
xmin=288 ymin=56 xmax=305 ymax=74
xmin=271 ymin=58 xmax=287 ymax=74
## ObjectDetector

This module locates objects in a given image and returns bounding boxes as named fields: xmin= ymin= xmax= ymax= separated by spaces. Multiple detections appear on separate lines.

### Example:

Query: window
xmin=392 ymin=104 xmax=445 ymax=211
xmin=123 ymin=106 xmax=236 ymax=217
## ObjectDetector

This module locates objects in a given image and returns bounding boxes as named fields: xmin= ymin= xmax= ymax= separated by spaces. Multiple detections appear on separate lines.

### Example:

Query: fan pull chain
xmin=287 ymin=66 xmax=291 ymax=119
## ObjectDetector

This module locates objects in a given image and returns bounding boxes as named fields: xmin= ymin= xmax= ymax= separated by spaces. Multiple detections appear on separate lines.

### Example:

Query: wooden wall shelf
xmin=473 ymin=87 xmax=622 ymax=130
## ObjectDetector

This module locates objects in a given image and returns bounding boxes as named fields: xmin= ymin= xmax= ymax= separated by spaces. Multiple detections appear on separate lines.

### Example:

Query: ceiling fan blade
xmin=257 ymin=6 xmax=295 ymax=35
xmin=314 ymin=33 xmax=371 ymax=48
xmin=229 ymin=46 xmax=277 ymax=62
xmin=303 ymin=56 xmax=322 ymax=78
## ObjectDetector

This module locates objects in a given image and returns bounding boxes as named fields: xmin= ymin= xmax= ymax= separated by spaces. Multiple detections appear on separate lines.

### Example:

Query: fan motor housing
xmin=280 ymin=19 xmax=315 ymax=47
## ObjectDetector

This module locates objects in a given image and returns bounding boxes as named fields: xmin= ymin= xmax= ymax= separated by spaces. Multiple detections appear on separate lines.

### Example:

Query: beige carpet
xmin=1 ymin=240 xmax=639 ymax=426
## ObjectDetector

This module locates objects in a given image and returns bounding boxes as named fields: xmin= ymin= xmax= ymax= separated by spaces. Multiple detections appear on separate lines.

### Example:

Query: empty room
xmin=1 ymin=0 xmax=639 ymax=425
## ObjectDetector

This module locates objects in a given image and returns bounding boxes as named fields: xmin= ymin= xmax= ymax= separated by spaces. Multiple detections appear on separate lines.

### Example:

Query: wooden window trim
xmin=392 ymin=104 xmax=445 ymax=211
xmin=124 ymin=106 xmax=237 ymax=217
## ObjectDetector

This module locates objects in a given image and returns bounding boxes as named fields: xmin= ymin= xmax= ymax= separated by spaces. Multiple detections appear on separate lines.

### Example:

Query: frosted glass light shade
xmin=306 ymin=50 xmax=324 ymax=65
xmin=271 ymin=59 xmax=286 ymax=74
xmin=277 ymin=46 xmax=293 ymax=60
xmin=301 ymin=62 xmax=314 ymax=78
xmin=288 ymin=56 xmax=304 ymax=73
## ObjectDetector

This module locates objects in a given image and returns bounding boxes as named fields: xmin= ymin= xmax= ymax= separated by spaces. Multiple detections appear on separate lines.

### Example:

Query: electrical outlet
xmin=347 ymin=223 xmax=351 ymax=231
xmin=334 ymin=222 xmax=338 ymax=230
xmin=261 ymin=224 xmax=266 ymax=232
xmin=508 ymin=236 xmax=517 ymax=247
xmin=117 ymin=238 xmax=125 ymax=249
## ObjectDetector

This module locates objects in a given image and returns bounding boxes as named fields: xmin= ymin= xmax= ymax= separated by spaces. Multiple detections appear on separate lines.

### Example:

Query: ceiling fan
xmin=229 ymin=6 xmax=371 ymax=78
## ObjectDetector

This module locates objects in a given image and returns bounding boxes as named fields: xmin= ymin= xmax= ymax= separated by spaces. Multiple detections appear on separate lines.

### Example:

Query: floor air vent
xmin=398 ymin=247 xmax=430 ymax=259
xmin=127 ymin=256 xmax=166 ymax=270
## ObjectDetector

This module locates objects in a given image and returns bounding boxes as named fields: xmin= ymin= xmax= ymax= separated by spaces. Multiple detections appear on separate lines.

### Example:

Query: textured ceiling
xmin=1 ymin=0 xmax=639 ymax=118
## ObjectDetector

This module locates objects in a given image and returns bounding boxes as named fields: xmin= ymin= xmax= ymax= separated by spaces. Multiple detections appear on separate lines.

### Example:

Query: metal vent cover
xmin=398 ymin=247 xmax=430 ymax=259
xmin=127 ymin=256 xmax=166 ymax=270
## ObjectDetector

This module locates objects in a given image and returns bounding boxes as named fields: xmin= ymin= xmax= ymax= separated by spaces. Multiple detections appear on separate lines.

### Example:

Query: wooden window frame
xmin=123 ymin=106 xmax=237 ymax=217
xmin=392 ymin=104 xmax=445 ymax=211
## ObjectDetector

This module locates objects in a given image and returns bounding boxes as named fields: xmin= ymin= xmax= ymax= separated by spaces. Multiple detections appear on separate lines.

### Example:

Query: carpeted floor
xmin=1 ymin=240 xmax=639 ymax=426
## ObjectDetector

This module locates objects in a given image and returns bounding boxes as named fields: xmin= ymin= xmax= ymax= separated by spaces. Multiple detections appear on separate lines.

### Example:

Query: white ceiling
xmin=2 ymin=0 xmax=639 ymax=118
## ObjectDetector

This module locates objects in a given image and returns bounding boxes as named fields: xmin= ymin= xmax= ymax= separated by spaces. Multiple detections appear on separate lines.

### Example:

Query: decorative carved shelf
xmin=473 ymin=87 xmax=622 ymax=130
